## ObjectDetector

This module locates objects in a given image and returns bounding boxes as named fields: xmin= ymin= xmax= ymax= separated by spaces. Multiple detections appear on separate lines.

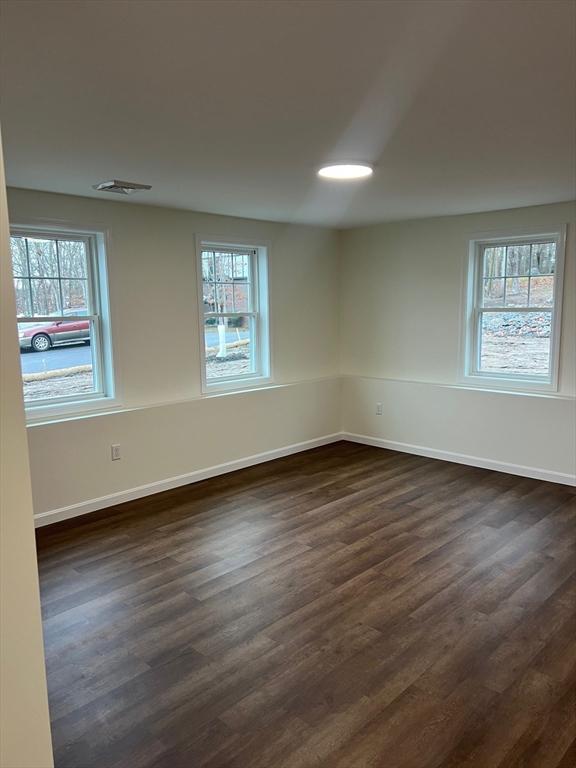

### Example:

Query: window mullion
xmin=25 ymin=237 xmax=33 ymax=315
xmin=503 ymin=246 xmax=508 ymax=305
xmin=527 ymin=243 xmax=533 ymax=306
xmin=55 ymin=239 xmax=64 ymax=313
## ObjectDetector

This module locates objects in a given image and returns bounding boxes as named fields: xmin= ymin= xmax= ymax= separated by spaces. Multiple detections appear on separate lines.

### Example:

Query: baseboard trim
xmin=342 ymin=432 xmax=576 ymax=486
xmin=34 ymin=433 xmax=343 ymax=527
xmin=34 ymin=429 xmax=575 ymax=526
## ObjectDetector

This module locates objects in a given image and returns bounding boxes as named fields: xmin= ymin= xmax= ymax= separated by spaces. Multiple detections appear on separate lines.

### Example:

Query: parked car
xmin=19 ymin=311 xmax=90 ymax=352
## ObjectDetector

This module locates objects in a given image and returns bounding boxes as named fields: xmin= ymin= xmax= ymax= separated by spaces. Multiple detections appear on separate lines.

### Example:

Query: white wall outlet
xmin=376 ymin=402 xmax=383 ymax=416
xmin=111 ymin=444 xmax=121 ymax=461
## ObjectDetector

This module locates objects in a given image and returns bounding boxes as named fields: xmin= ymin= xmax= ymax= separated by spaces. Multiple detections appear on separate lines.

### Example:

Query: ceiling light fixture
xmin=92 ymin=180 xmax=152 ymax=195
xmin=317 ymin=163 xmax=373 ymax=180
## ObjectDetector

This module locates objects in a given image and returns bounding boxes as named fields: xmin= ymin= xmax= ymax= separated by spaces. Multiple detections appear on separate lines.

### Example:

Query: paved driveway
xmin=20 ymin=344 xmax=92 ymax=374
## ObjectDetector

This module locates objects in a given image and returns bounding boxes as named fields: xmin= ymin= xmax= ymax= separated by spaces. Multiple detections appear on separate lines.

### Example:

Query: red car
xmin=19 ymin=312 xmax=90 ymax=352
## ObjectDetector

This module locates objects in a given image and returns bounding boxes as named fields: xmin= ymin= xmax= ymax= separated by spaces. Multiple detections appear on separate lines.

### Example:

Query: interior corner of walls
xmin=340 ymin=375 xmax=576 ymax=483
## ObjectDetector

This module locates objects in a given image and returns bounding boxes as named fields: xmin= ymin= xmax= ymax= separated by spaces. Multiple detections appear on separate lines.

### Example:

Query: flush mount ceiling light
xmin=317 ymin=163 xmax=373 ymax=180
xmin=92 ymin=180 xmax=152 ymax=195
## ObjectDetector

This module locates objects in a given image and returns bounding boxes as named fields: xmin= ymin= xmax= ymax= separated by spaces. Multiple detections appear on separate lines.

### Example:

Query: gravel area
xmin=480 ymin=336 xmax=550 ymax=375
xmin=205 ymin=351 xmax=252 ymax=379
xmin=24 ymin=370 xmax=94 ymax=402
xmin=482 ymin=312 xmax=551 ymax=337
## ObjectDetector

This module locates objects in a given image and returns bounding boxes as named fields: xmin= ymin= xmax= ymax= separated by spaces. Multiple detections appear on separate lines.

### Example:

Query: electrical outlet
xmin=111 ymin=444 xmax=121 ymax=461
xmin=376 ymin=402 xmax=383 ymax=416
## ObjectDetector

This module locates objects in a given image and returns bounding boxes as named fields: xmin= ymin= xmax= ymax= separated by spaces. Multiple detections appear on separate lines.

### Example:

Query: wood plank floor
xmin=36 ymin=441 xmax=576 ymax=768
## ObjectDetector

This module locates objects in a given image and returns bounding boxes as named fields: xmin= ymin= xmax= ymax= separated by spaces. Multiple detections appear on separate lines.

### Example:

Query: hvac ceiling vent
xmin=92 ymin=180 xmax=152 ymax=195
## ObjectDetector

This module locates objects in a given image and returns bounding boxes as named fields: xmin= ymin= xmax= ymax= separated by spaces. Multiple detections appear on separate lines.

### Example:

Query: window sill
xmin=202 ymin=376 xmax=273 ymax=396
xmin=460 ymin=374 xmax=557 ymax=395
xmin=26 ymin=396 xmax=122 ymax=425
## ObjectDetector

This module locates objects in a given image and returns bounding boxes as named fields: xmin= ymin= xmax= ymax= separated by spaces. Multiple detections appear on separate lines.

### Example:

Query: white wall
xmin=0 ymin=154 xmax=53 ymax=762
xmin=30 ymin=379 xmax=341 ymax=522
xmin=7 ymin=189 xmax=341 ymax=521
xmin=9 ymin=188 xmax=340 ymax=405
xmin=340 ymin=201 xmax=576 ymax=483
xmin=6 ymin=191 xmax=575 ymax=526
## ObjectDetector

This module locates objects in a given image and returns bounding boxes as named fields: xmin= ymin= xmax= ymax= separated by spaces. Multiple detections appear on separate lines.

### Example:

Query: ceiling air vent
xmin=92 ymin=180 xmax=152 ymax=195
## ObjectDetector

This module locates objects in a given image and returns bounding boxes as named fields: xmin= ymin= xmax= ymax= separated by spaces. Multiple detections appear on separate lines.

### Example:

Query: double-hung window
xmin=463 ymin=229 xmax=565 ymax=390
xmin=10 ymin=228 xmax=114 ymax=415
xmin=197 ymin=240 xmax=270 ymax=392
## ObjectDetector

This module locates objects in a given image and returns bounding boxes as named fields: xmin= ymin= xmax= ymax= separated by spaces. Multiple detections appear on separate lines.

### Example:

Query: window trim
xmin=460 ymin=226 xmax=566 ymax=393
xmin=195 ymin=235 xmax=271 ymax=394
xmin=10 ymin=223 xmax=119 ymax=421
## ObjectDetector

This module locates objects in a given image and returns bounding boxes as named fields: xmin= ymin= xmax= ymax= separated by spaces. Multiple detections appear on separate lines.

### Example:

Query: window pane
xmin=62 ymin=279 xmax=89 ymax=312
xmin=10 ymin=237 xmax=29 ymax=276
xmin=28 ymin=238 xmax=58 ymax=277
xmin=18 ymin=318 xmax=96 ymax=402
xmin=504 ymin=277 xmax=529 ymax=306
xmin=214 ymin=282 xmax=234 ymax=312
xmin=214 ymin=252 xmax=233 ymax=282
xmin=58 ymin=240 xmax=88 ymax=278
xmin=233 ymin=253 xmax=249 ymax=280
xmin=531 ymin=242 xmax=556 ymax=275
xmin=529 ymin=276 xmax=554 ymax=307
xmin=479 ymin=311 xmax=551 ymax=376
xmin=204 ymin=315 xmax=254 ymax=381
xmin=31 ymin=278 xmax=61 ymax=316
xmin=505 ymin=244 xmax=531 ymax=276
xmin=233 ymin=282 xmax=250 ymax=312
xmin=483 ymin=247 xmax=505 ymax=278
xmin=14 ymin=278 xmax=32 ymax=317
xmin=202 ymin=252 xmax=214 ymax=281
xmin=483 ymin=278 xmax=504 ymax=307
xmin=202 ymin=281 xmax=216 ymax=313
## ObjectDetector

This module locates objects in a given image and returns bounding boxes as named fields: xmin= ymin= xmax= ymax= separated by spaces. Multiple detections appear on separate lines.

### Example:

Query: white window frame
xmin=461 ymin=226 xmax=566 ymax=393
xmin=10 ymin=224 xmax=118 ymax=421
xmin=195 ymin=236 xmax=271 ymax=394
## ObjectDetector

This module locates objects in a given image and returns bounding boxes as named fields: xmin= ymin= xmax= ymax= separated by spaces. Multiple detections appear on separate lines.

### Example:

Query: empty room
xmin=1 ymin=1 xmax=575 ymax=767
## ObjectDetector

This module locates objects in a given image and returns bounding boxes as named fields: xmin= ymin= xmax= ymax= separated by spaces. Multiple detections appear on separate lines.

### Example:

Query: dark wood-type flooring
xmin=36 ymin=441 xmax=576 ymax=768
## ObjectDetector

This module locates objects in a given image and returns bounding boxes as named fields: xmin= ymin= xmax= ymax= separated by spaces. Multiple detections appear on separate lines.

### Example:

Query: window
xmin=196 ymin=240 xmax=270 ymax=391
xmin=10 ymin=228 xmax=114 ymax=414
xmin=463 ymin=229 xmax=565 ymax=390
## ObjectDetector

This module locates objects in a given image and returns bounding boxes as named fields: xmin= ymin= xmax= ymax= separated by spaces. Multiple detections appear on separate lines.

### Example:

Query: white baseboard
xmin=342 ymin=432 xmax=576 ymax=487
xmin=35 ymin=430 xmax=575 ymax=527
xmin=34 ymin=433 xmax=343 ymax=527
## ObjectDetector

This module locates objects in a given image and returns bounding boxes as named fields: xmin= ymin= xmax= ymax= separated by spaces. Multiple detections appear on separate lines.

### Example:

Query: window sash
xmin=201 ymin=248 xmax=257 ymax=315
xmin=12 ymin=231 xmax=98 ymax=312
xmin=18 ymin=317 xmax=105 ymax=401
xmin=475 ymin=246 xmax=557 ymax=311
xmin=471 ymin=308 xmax=553 ymax=380
xmin=203 ymin=314 xmax=259 ymax=383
